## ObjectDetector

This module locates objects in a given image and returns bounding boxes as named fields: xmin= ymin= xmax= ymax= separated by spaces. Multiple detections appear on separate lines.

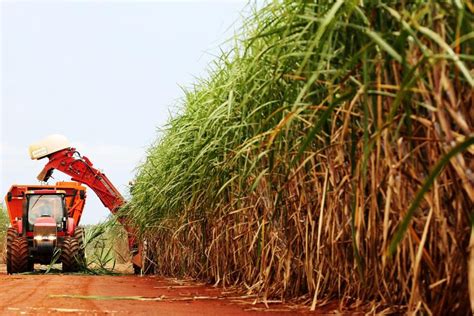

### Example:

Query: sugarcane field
xmin=1 ymin=0 xmax=473 ymax=315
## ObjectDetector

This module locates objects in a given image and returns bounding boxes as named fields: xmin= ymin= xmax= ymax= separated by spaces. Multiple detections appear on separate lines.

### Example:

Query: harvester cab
xmin=27 ymin=191 xmax=65 ymax=250
xmin=4 ymin=182 xmax=87 ymax=273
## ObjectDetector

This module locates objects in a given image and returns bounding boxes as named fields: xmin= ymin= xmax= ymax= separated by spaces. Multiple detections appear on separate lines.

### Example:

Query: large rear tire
xmin=9 ymin=237 xmax=29 ymax=274
xmin=73 ymin=227 xmax=86 ymax=266
xmin=61 ymin=237 xmax=80 ymax=272
xmin=6 ymin=227 xmax=17 ymax=274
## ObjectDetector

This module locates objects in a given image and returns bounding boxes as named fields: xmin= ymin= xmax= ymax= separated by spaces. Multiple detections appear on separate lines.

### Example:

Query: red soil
xmin=0 ymin=265 xmax=333 ymax=315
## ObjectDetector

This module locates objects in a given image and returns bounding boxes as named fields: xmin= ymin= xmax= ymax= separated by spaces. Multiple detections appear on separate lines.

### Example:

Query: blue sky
xmin=1 ymin=0 xmax=259 ymax=224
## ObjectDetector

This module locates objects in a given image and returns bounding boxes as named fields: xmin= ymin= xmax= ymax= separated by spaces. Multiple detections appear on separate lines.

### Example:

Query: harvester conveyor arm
xmin=37 ymin=147 xmax=139 ymax=257
xmin=38 ymin=148 xmax=124 ymax=213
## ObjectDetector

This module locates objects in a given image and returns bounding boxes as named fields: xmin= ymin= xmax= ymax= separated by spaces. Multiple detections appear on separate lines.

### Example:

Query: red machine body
xmin=4 ymin=182 xmax=88 ymax=273
xmin=6 ymin=182 xmax=86 ymax=232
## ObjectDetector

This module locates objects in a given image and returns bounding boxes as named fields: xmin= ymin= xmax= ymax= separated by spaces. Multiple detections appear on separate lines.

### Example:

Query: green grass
xmin=81 ymin=217 xmax=129 ymax=274
xmin=0 ymin=204 xmax=10 ymax=263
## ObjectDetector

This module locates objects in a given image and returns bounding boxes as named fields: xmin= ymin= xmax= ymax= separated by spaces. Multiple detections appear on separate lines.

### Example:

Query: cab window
xmin=28 ymin=195 xmax=64 ymax=227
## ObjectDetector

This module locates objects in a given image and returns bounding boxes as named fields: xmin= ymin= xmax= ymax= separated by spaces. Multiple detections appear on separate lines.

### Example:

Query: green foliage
xmin=126 ymin=0 xmax=473 ymax=313
xmin=128 ymin=0 xmax=472 ymax=229
xmin=44 ymin=248 xmax=62 ymax=274
xmin=81 ymin=217 xmax=129 ymax=274
xmin=0 ymin=204 xmax=9 ymax=237
xmin=0 ymin=204 xmax=9 ymax=262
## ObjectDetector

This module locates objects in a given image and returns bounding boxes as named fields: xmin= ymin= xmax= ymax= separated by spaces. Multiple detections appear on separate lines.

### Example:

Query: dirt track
xmin=0 ymin=265 xmax=319 ymax=315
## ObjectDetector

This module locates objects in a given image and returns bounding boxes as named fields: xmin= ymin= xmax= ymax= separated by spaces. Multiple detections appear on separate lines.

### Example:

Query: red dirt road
xmin=0 ymin=266 xmax=314 ymax=315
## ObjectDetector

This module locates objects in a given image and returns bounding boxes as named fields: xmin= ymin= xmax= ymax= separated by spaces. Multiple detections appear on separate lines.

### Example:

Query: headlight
xmin=34 ymin=235 xmax=56 ymax=241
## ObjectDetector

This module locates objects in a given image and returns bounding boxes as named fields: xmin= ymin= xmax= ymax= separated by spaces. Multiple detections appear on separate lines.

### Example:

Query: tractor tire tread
xmin=61 ymin=237 xmax=80 ymax=272
xmin=6 ymin=227 xmax=17 ymax=274
xmin=9 ymin=237 xmax=29 ymax=274
xmin=73 ymin=227 xmax=85 ymax=259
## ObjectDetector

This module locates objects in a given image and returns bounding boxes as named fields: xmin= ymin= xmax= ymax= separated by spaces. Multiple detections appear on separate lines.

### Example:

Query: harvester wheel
xmin=61 ymin=237 xmax=80 ymax=272
xmin=73 ymin=227 xmax=86 ymax=266
xmin=6 ymin=227 xmax=17 ymax=274
xmin=6 ymin=227 xmax=17 ymax=243
xmin=9 ymin=237 xmax=29 ymax=274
